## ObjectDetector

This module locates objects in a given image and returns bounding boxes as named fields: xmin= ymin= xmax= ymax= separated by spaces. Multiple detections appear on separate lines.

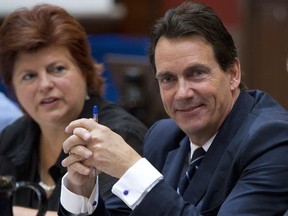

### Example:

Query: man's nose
xmin=175 ymin=80 xmax=194 ymax=100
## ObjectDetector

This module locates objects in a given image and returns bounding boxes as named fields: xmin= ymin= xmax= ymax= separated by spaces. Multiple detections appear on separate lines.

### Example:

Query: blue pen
xmin=92 ymin=105 xmax=98 ymax=177
xmin=93 ymin=105 xmax=98 ymax=122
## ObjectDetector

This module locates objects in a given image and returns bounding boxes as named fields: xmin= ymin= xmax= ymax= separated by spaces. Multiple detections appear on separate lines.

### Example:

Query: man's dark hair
xmin=149 ymin=1 xmax=246 ymax=89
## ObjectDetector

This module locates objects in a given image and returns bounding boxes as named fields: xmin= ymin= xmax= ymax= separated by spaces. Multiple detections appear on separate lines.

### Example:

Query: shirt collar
xmin=189 ymin=133 xmax=217 ymax=159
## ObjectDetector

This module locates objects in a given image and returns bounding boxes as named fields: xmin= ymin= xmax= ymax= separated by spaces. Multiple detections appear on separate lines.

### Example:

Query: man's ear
xmin=227 ymin=58 xmax=241 ymax=90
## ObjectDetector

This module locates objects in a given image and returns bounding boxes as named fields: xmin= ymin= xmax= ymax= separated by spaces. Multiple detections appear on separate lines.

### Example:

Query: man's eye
xmin=160 ymin=76 xmax=174 ymax=83
xmin=193 ymin=70 xmax=205 ymax=76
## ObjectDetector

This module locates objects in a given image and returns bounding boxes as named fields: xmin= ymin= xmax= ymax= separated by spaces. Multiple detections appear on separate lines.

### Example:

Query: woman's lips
xmin=40 ymin=97 xmax=59 ymax=105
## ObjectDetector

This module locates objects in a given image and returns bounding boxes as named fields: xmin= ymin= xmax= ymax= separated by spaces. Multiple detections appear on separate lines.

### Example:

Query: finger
xmin=73 ymin=127 xmax=92 ymax=142
xmin=70 ymin=145 xmax=93 ymax=159
xmin=67 ymin=162 xmax=91 ymax=175
xmin=62 ymin=154 xmax=82 ymax=167
xmin=65 ymin=118 xmax=98 ymax=134
xmin=63 ymin=133 xmax=88 ymax=154
xmin=62 ymin=150 xmax=90 ymax=167
xmin=82 ymin=156 xmax=96 ymax=168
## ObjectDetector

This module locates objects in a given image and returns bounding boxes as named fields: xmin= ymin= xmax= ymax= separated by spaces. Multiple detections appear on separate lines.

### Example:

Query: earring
xmin=85 ymin=94 xmax=90 ymax=101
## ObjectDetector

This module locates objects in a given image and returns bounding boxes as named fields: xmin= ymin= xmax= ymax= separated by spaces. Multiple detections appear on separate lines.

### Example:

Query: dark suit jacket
xmin=59 ymin=90 xmax=288 ymax=216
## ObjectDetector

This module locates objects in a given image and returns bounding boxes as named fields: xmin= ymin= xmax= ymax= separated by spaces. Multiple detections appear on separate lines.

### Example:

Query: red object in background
xmin=162 ymin=0 xmax=240 ymax=28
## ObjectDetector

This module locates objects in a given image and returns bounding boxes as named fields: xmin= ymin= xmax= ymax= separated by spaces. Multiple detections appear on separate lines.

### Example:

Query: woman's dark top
xmin=0 ymin=96 xmax=147 ymax=211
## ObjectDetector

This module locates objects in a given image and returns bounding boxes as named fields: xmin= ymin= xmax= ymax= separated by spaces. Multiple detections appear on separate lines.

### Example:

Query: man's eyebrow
xmin=185 ymin=64 xmax=207 ymax=70
xmin=155 ymin=63 xmax=210 ymax=78
xmin=155 ymin=71 xmax=173 ymax=79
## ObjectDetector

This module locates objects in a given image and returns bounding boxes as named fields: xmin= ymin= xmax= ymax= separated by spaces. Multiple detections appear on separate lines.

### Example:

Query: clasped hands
xmin=61 ymin=118 xmax=142 ymax=196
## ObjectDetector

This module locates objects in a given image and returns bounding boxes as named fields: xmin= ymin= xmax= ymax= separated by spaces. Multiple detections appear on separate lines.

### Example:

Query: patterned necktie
xmin=177 ymin=147 xmax=206 ymax=195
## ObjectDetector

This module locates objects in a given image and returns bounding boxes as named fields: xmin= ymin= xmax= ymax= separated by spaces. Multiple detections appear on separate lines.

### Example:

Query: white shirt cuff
xmin=60 ymin=173 xmax=99 ymax=214
xmin=112 ymin=158 xmax=163 ymax=209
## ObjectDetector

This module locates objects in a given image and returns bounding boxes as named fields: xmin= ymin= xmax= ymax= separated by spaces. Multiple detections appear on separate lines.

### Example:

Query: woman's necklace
xmin=39 ymin=181 xmax=56 ymax=191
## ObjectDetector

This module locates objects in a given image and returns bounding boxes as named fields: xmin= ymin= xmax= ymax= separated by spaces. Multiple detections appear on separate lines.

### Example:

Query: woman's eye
xmin=22 ymin=73 xmax=36 ymax=81
xmin=53 ymin=66 xmax=65 ymax=73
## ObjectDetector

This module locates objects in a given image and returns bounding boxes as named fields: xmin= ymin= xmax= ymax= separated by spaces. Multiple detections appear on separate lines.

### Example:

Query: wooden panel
xmin=242 ymin=0 xmax=288 ymax=109
xmin=116 ymin=0 xmax=162 ymax=35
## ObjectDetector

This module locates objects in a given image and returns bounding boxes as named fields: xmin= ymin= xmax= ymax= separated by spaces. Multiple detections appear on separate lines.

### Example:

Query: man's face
xmin=155 ymin=36 xmax=240 ymax=145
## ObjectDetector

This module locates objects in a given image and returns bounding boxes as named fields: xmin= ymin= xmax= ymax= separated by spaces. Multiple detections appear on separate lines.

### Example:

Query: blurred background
xmin=1 ymin=0 xmax=288 ymax=126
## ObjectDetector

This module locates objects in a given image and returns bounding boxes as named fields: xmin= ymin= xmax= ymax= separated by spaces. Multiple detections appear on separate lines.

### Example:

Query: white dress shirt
xmin=60 ymin=133 xmax=216 ymax=214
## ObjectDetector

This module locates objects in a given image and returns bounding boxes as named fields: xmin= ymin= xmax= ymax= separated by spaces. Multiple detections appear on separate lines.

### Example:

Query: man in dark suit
xmin=58 ymin=1 xmax=288 ymax=215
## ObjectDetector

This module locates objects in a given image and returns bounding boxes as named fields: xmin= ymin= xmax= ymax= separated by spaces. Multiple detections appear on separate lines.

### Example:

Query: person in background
xmin=0 ymin=91 xmax=22 ymax=132
xmin=58 ymin=1 xmax=288 ymax=215
xmin=0 ymin=4 xmax=147 ymax=216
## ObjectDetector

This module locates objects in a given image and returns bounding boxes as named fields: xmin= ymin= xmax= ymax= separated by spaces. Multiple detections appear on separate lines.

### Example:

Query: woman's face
xmin=12 ymin=45 xmax=87 ymax=127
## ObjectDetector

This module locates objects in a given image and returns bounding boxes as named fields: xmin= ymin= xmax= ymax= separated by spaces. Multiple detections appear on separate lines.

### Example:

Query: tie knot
xmin=191 ymin=147 xmax=206 ymax=163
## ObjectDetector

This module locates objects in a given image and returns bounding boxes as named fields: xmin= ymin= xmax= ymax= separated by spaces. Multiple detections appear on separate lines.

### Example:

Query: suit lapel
xmin=183 ymin=91 xmax=256 ymax=205
xmin=183 ymin=133 xmax=230 ymax=204
xmin=162 ymin=136 xmax=190 ymax=189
